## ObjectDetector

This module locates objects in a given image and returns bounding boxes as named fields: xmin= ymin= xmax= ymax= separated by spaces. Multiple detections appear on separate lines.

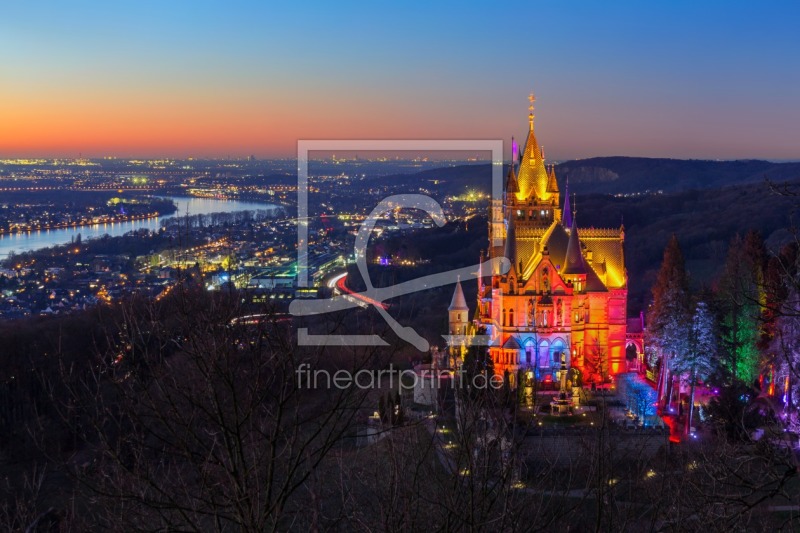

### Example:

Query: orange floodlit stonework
xmin=451 ymin=96 xmax=628 ymax=383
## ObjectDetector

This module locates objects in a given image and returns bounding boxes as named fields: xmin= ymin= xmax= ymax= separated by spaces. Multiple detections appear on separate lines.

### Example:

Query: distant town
xmin=0 ymin=157 xmax=490 ymax=319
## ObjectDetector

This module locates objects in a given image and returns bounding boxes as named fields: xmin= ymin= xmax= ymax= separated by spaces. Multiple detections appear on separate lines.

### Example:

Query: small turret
xmin=448 ymin=279 xmax=469 ymax=336
xmin=562 ymin=178 xmax=573 ymax=229
xmin=563 ymin=213 xmax=587 ymax=275
xmin=505 ymin=161 xmax=519 ymax=198
xmin=546 ymin=164 xmax=559 ymax=194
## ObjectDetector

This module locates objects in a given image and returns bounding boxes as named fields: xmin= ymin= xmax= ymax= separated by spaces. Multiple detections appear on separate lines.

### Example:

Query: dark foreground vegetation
xmin=0 ymin=279 xmax=797 ymax=531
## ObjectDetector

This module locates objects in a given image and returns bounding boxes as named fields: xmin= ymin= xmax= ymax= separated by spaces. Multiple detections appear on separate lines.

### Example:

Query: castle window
xmin=524 ymin=340 xmax=535 ymax=366
xmin=502 ymin=309 xmax=507 ymax=327
xmin=509 ymin=309 xmax=515 ymax=327
xmin=550 ymin=338 xmax=566 ymax=367
xmin=538 ymin=341 xmax=550 ymax=369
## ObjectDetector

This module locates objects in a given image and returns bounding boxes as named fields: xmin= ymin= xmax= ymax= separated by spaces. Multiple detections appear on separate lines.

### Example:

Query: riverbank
xmin=0 ymin=196 xmax=277 ymax=258
xmin=0 ymin=212 xmax=167 ymax=235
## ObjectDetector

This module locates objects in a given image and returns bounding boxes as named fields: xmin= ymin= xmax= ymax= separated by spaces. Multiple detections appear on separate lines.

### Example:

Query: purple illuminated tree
xmin=647 ymin=235 xmax=691 ymax=410
xmin=673 ymin=301 xmax=717 ymax=432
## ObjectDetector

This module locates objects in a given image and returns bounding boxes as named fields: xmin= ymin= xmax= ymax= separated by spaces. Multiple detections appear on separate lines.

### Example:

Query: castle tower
xmin=463 ymin=94 xmax=628 ymax=383
xmin=448 ymin=279 xmax=469 ymax=361
xmin=448 ymin=279 xmax=469 ymax=337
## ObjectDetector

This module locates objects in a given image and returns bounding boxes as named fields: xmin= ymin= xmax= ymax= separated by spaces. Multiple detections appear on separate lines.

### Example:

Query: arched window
xmin=550 ymin=338 xmax=566 ymax=367
xmin=524 ymin=339 xmax=535 ymax=366
xmin=502 ymin=309 xmax=507 ymax=327
xmin=538 ymin=340 xmax=550 ymax=369
xmin=509 ymin=308 xmax=514 ymax=327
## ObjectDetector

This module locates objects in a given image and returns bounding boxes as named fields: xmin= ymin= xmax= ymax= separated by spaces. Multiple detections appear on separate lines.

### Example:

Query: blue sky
xmin=1 ymin=1 xmax=798 ymax=159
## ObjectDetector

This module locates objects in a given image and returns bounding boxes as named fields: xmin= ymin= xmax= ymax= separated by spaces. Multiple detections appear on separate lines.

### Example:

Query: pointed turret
xmin=448 ymin=279 xmax=469 ymax=312
xmin=562 ymin=213 xmax=587 ymax=275
xmin=546 ymin=165 xmax=559 ymax=194
xmin=562 ymin=178 xmax=573 ymax=228
xmin=448 ymin=278 xmax=469 ymax=339
xmin=516 ymin=94 xmax=553 ymax=202
xmin=503 ymin=214 xmax=517 ymax=269
xmin=505 ymin=161 xmax=519 ymax=196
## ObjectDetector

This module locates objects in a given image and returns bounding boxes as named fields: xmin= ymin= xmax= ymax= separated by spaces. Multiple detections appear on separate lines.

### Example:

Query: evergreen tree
xmin=647 ymin=235 xmax=691 ymax=407
xmin=674 ymin=301 xmax=717 ymax=431
xmin=717 ymin=232 xmax=764 ymax=385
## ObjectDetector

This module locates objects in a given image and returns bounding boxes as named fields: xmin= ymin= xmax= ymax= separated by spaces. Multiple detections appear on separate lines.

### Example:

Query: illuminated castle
xmin=466 ymin=95 xmax=628 ymax=382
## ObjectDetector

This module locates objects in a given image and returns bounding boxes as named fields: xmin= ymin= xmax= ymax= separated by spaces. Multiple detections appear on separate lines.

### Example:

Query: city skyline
xmin=2 ymin=1 xmax=799 ymax=160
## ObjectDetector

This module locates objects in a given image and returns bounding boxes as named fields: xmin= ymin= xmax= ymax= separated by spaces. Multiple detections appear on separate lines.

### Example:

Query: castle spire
xmin=528 ymin=92 xmax=535 ymax=129
xmin=505 ymin=156 xmax=519 ymax=197
xmin=448 ymin=278 xmax=469 ymax=311
xmin=546 ymin=164 xmax=559 ymax=193
xmin=562 ymin=211 xmax=587 ymax=275
xmin=562 ymin=177 xmax=573 ymax=228
xmin=516 ymin=92 xmax=552 ymax=202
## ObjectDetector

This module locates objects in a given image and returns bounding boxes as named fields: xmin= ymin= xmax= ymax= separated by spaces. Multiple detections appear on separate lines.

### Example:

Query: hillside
xmin=373 ymin=157 xmax=800 ymax=197
xmin=575 ymin=181 xmax=800 ymax=312
xmin=374 ymin=164 xmax=800 ymax=315
xmin=556 ymin=157 xmax=800 ymax=194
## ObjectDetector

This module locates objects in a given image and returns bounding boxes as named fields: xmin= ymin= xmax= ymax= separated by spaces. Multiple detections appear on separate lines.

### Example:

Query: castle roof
xmin=546 ymin=165 xmax=559 ymax=193
xmin=448 ymin=280 xmax=469 ymax=311
xmin=502 ymin=336 xmax=521 ymax=350
xmin=505 ymin=163 xmax=519 ymax=195
xmin=562 ymin=214 xmax=588 ymax=275
xmin=581 ymin=230 xmax=626 ymax=289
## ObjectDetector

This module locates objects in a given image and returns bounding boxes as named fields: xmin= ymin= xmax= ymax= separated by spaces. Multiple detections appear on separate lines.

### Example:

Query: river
xmin=0 ymin=196 xmax=277 ymax=258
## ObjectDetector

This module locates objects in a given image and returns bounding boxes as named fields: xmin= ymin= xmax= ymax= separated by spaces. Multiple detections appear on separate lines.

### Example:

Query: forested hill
xmin=575 ymin=179 xmax=800 ymax=313
xmin=378 ymin=162 xmax=800 ymax=315
xmin=556 ymin=157 xmax=800 ymax=194
xmin=374 ymin=158 xmax=800 ymax=196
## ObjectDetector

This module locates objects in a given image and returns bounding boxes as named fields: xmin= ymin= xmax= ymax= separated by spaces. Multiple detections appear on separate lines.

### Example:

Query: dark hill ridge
xmin=375 ymin=162 xmax=800 ymax=315
xmin=575 ymin=180 xmax=800 ymax=314
xmin=372 ymin=157 xmax=800 ymax=196
xmin=557 ymin=157 xmax=800 ymax=194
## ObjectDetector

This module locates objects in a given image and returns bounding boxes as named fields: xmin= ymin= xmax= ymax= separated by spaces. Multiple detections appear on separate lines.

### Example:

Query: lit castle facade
xmin=450 ymin=96 xmax=628 ymax=382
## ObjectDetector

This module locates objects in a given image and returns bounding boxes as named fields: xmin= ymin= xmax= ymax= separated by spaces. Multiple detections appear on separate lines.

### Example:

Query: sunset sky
xmin=1 ymin=1 xmax=799 ymax=160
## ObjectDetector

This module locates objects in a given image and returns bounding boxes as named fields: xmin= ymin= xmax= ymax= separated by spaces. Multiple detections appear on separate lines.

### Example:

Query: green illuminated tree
xmin=717 ymin=232 xmax=765 ymax=385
